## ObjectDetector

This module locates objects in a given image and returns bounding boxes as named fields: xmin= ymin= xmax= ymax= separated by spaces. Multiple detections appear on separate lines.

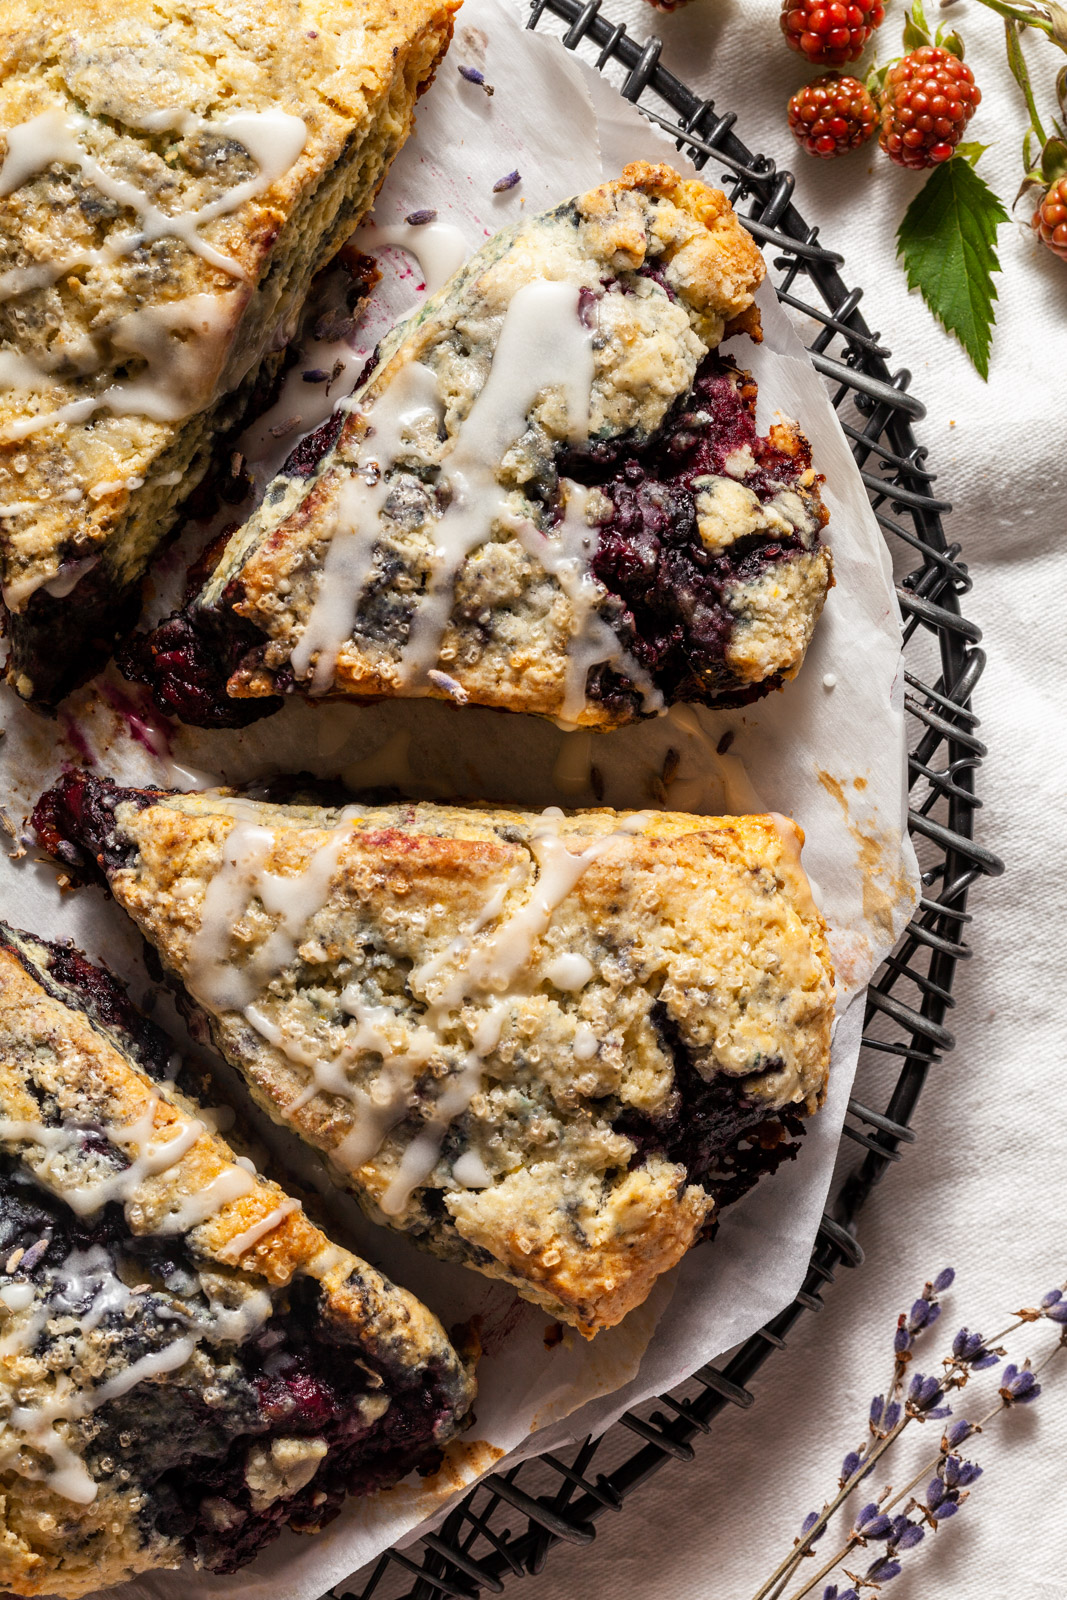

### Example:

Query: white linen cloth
xmin=513 ymin=3 xmax=1067 ymax=1598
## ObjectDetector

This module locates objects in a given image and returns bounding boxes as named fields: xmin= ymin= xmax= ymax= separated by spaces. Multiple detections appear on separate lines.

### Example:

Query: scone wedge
xmin=34 ymin=775 xmax=836 ymax=1338
xmin=0 ymin=0 xmax=457 ymax=706
xmin=0 ymin=923 xmax=475 ymax=1597
xmin=122 ymin=162 xmax=833 ymax=730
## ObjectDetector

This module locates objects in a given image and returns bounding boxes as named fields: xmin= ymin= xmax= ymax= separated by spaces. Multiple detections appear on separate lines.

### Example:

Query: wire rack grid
xmin=330 ymin=5 xmax=1005 ymax=1594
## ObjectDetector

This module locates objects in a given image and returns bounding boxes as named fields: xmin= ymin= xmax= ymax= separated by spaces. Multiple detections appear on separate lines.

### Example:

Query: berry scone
xmin=0 ymin=923 xmax=475 ymax=1597
xmin=0 ymin=0 xmax=457 ymax=706
xmin=33 ymin=774 xmax=836 ymax=1338
xmin=122 ymin=162 xmax=834 ymax=730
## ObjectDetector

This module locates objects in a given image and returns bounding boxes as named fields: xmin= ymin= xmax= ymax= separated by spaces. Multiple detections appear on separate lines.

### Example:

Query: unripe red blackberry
xmin=1032 ymin=175 xmax=1067 ymax=260
xmin=788 ymin=74 xmax=877 ymax=157
xmin=878 ymin=44 xmax=981 ymax=170
xmin=780 ymin=0 xmax=886 ymax=67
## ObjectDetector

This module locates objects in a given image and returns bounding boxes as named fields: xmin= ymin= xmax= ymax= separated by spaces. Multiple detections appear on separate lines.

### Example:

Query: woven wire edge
xmin=329 ymin=7 xmax=1005 ymax=1594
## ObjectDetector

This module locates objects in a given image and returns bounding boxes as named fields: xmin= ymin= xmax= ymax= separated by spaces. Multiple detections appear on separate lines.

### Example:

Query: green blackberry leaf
xmin=896 ymin=156 xmax=1007 ymax=380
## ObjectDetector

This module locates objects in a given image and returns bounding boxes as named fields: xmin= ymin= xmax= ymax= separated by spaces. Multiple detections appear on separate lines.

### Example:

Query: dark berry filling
xmin=561 ymin=348 xmax=824 ymax=709
xmin=613 ymin=1001 xmax=805 ymax=1234
xmin=117 ymin=602 xmax=283 ymax=729
xmin=31 ymin=771 xmax=158 ymax=880
xmin=3 ymin=561 xmax=144 ymax=710
xmin=0 ymin=1158 xmax=457 ymax=1573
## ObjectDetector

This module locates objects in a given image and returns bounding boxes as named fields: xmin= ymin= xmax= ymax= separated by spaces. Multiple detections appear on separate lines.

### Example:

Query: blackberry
xmin=788 ymin=74 xmax=878 ymax=157
xmin=1033 ymin=175 xmax=1067 ymax=260
xmin=878 ymin=44 xmax=980 ymax=169
xmin=780 ymin=0 xmax=885 ymax=66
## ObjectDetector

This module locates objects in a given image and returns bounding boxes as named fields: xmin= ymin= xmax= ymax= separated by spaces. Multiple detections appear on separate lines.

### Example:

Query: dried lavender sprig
xmin=778 ymin=1332 xmax=1063 ymax=1600
xmin=755 ymin=1270 xmax=956 ymax=1600
xmin=755 ymin=1276 xmax=1063 ymax=1600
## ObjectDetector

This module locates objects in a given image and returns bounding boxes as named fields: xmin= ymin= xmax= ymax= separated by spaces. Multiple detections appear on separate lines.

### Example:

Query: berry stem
xmin=966 ymin=0 xmax=1067 ymax=51
xmin=1003 ymin=16 xmax=1050 ymax=142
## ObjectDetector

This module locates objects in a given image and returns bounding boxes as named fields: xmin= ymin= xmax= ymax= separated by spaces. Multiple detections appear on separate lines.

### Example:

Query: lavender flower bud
xmin=865 ymin=1556 xmax=902 ymax=1583
xmin=1045 ymin=1302 xmax=1067 ymax=1324
xmin=943 ymin=1418 xmax=973 ymax=1448
xmin=870 ymin=1394 xmax=887 ymax=1426
xmin=893 ymin=1324 xmax=911 ymax=1355
xmin=956 ymin=1460 xmax=983 ymax=1487
xmin=1000 ymin=1362 xmax=1042 ymax=1404
xmin=908 ymin=1298 xmax=933 ymax=1332
xmin=492 ymin=169 xmax=521 ymax=193
xmin=841 ymin=1450 xmax=863 ymax=1481
xmin=953 ymin=1328 xmax=1000 ymax=1368
xmin=893 ymin=1520 xmax=925 ymax=1551
xmin=458 ymin=64 xmax=485 ymax=82
xmin=908 ymin=1373 xmax=943 ymax=1412
xmin=1041 ymin=1288 xmax=1063 ymax=1307
xmin=933 ymin=1267 xmax=956 ymax=1292
xmin=884 ymin=1400 xmax=902 ymax=1430
xmin=941 ymin=1456 xmax=962 ymax=1488
xmin=854 ymin=1505 xmax=893 ymax=1540
xmin=936 ymin=1500 xmax=959 ymax=1521
xmin=405 ymin=208 xmax=438 ymax=226
xmin=926 ymin=1478 xmax=946 ymax=1510
xmin=800 ymin=1511 xmax=824 ymax=1542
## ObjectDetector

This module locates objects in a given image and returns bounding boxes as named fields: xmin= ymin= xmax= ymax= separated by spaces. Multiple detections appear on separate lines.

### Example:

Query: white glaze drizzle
xmin=290 ymin=363 xmax=443 ymax=694
xmin=398 ymin=280 xmax=595 ymax=685
xmin=544 ymin=952 xmax=594 ymax=991
xmin=0 ymin=1234 xmax=274 ymax=1503
xmin=0 ymin=108 xmax=307 ymax=281
xmin=514 ymin=480 xmax=663 ymax=722
xmin=356 ymin=221 xmax=470 ymax=294
xmin=0 ymin=1103 xmax=203 ymax=1217
xmin=289 ymin=283 xmax=657 ymax=719
xmin=0 ymin=108 xmax=306 ymax=438
xmin=217 ymin=1198 xmax=301 ymax=1262
xmin=218 ymin=803 xmax=647 ymax=1211
xmin=377 ymin=808 xmax=650 ymax=1214
xmin=186 ymin=805 xmax=361 ymax=1011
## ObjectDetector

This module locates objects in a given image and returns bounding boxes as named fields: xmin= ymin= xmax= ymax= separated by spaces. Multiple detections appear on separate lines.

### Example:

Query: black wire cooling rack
xmin=330 ymin=5 xmax=1005 ymax=1595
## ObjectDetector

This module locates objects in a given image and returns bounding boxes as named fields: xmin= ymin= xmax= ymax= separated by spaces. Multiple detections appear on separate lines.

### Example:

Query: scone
xmin=120 ymin=162 xmax=833 ymax=730
xmin=33 ymin=774 xmax=836 ymax=1337
xmin=0 ymin=922 xmax=475 ymax=1597
xmin=0 ymin=0 xmax=457 ymax=706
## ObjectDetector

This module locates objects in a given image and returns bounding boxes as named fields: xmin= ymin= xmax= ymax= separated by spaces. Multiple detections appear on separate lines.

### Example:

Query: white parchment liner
xmin=0 ymin=2 xmax=918 ymax=1593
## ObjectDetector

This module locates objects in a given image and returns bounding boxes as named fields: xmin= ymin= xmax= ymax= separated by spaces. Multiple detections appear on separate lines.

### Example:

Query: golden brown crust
xmin=0 ymin=0 xmax=457 ymax=700
xmin=0 ymin=929 xmax=475 ymax=1596
xmin=68 ymin=788 xmax=835 ymax=1338
xmin=174 ymin=162 xmax=829 ymax=733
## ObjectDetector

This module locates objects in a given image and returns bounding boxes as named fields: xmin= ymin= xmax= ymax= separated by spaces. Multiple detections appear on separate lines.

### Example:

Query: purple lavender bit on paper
xmin=458 ymin=63 xmax=494 ymax=94
xmin=406 ymin=208 xmax=438 ymax=226
xmin=493 ymin=169 xmax=521 ymax=193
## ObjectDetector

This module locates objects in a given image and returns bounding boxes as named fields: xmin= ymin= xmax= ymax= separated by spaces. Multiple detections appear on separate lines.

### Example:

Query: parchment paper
xmin=0 ymin=3 xmax=918 ymax=1592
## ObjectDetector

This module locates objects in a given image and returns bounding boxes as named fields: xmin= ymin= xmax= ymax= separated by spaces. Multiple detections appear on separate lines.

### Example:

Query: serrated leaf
xmin=896 ymin=158 xmax=1007 ymax=380
xmin=955 ymin=140 xmax=990 ymax=166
